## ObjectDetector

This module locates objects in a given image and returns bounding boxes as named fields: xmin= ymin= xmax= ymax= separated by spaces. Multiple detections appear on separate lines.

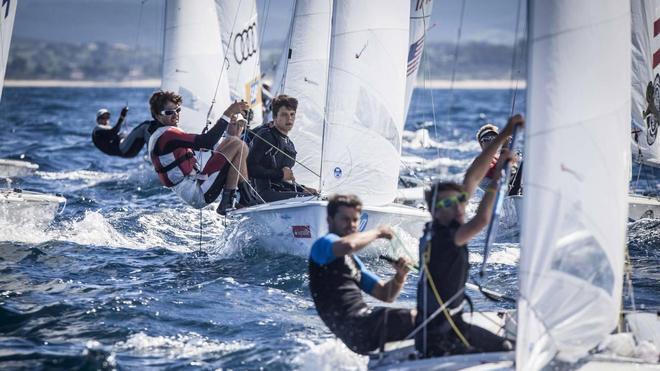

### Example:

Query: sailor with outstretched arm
xmin=308 ymin=194 xmax=416 ymax=354
xmin=92 ymin=106 xmax=153 ymax=158
xmin=415 ymin=114 xmax=524 ymax=357
xmin=146 ymin=90 xmax=256 ymax=214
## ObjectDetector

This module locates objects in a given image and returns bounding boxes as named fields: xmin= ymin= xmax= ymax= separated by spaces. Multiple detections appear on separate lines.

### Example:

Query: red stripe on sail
xmin=655 ymin=18 xmax=660 ymax=37
xmin=654 ymin=49 xmax=660 ymax=69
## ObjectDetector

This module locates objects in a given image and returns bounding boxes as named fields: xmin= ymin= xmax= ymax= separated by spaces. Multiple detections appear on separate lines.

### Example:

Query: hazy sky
xmin=14 ymin=0 xmax=524 ymax=49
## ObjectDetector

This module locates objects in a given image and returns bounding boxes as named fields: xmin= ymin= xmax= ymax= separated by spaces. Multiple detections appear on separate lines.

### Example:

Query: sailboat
xmin=630 ymin=0 xmax=660 ymax=220
xmin=369 ymin=0 xmax=659 ymax=369
xmin=0 ymin=0 xmax=66 ymax=234
xmin=161 ymin=0 xmax=263 ymax=135
xmin=228 ymin=0 xmax=430 ymax=254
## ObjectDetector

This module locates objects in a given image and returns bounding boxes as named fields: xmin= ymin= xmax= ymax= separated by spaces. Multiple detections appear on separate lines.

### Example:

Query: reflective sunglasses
xmin=435 ymin=191 xmax=469 ymax=209
xmin=160 ymin=107 xmax=182 ymax=116
xmin=479 ymin=134 xmax=497 ymax=145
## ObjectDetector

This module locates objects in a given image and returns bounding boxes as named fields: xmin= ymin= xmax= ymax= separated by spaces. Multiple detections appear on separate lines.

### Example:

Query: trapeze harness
xmin=147 ymin=117 xmax=231 ymax=208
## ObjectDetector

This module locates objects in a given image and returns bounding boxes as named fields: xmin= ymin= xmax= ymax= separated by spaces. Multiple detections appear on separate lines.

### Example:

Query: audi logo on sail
xmin=233 ymin=22 xmax=257 ymax=64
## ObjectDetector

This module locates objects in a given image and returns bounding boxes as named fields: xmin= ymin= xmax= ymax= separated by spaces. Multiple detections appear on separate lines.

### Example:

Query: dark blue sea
xmin=0 ymin=87 xmax=657 ymax=370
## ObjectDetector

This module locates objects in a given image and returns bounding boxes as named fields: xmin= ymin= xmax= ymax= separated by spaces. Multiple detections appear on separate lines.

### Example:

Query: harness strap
xmin=155 ymin=152 xmax=194 ymax=173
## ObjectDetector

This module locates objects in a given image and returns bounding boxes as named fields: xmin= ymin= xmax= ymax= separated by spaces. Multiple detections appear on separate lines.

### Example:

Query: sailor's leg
xmin=215 ymin=136 xmax=249 ymax=190
xmin=118 ymin=122 xmax=150 ymax=157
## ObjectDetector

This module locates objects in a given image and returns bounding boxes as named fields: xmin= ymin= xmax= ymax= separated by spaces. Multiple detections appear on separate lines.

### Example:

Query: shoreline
xmin=5 ymin=79 xmax=526 ymax=89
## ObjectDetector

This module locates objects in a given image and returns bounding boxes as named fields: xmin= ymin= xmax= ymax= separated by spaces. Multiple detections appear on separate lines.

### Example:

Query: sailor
xmin=475 ymin=123 xmax=523 ymax=196
xmin=146 ymin=90 xmax=253 ymax=214
xmin=247 ymin=94 xmax=317 ymax=202
xmin=308 ymin=194 xmax=416 ymax=354
xmin=220 ymin=113 xmax=262 ymax=208
xmin=415 ymin=115 xmax=524 ymax=358
xmin=92 ymin=107 xmax=153 ymax=158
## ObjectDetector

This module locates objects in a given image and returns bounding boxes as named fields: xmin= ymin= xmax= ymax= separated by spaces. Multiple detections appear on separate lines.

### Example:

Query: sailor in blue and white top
xmin=308 ymin=194 xmax=416 ymax=355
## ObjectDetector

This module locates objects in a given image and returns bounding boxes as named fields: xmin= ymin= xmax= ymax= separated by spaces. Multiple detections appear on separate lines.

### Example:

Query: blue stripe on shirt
xmin=310 ymin=233 xmax=340 ymax=265
xmin=354 ymin=255 xmax=380 ymax=294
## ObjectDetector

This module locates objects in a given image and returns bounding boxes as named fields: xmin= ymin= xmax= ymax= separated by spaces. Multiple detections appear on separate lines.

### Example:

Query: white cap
xmin=96 ymin=108 xmax=110 ymax=118
xmin=234 ymin=113 xmax=247 ymax=124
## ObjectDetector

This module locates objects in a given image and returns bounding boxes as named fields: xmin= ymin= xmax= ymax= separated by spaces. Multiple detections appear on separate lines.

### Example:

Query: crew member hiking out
xmin=309 ymin=194 xmax=416 ymax=355
xmin=247 ymin=94 xmax=317 ymax=202
xmin=92 ymin=106 xmax=153 ymax=158
xmin=146 ymin=90 xmax=255 ymax=214
xmin=474 ymin=123 xmax=523 ymax=196
xmin=415 ymin=115 xmax=524 ymax=358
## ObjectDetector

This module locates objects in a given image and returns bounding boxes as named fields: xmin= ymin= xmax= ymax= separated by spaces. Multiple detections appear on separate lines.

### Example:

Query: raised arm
xmin=331 ymin=225 xmax=393 ymax=258
xmin=463 ymin=114 xmax=524 ymax=197
xmin=455 ymin=149 xmax=514 ymax=246
xmin=111 ymin=106 xmax=129 ymax=134
xmin=193 ymin=101 xmax=248 ymax=150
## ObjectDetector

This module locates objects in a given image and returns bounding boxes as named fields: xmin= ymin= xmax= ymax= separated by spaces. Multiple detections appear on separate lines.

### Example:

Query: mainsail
xmin=320 ymin=0 xmax=410 ymax=205
xmin=161 ymin=0 xmax=231 ymax=133
xmin=277 ymin=0 xmax=333 ymax=190
xmin=404 ymin=0 xmax=434 ymax=120
xmin=0 ymin=0 xmax=17 ymax=101
xmin=632 ymin=0 xmax=660 ymax=167
xmin=216 ymin=0 xmax=264 ymax=125
xmin=517 ymin=1 xmax=630 ymax=370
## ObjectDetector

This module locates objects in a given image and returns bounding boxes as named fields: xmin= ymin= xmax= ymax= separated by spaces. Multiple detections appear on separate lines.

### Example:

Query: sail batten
xmin=517 ymin=1 xmax=630 ymax=370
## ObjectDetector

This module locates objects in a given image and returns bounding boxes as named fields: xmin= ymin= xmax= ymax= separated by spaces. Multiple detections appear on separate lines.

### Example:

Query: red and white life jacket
xmin=147 ymin=126 xmax=198 ymax=187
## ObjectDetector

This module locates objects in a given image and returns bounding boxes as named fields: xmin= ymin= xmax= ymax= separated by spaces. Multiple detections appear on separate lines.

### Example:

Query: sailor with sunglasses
xmin=414 ymin=114 xmax=524 ymax=358
xmin=475 ymin=123 xmax=523 ymax=196
xmin=146 ymin=90 xmax=253 ymax=214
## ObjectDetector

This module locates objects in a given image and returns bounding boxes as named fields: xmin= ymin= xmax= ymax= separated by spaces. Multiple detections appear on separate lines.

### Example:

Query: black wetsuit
xmin=309 ymin=234 xmax=415 ymax=355
xmin=247 ymin=125 xmax=309 ymax=202
xmin=415 ymin=221 xmax=509 ymax=357
xmin=92 ymin=120 xmax=155 ymax=158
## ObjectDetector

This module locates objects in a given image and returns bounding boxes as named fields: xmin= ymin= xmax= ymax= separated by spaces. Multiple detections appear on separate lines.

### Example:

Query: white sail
xmin=517 ymin=1 xmax=630 ymax=370
xmin=216 ymin=0 xmax=264 ymax=125
xmin=404 ymin=0 xmax=434 ymax=121
xmin=320 ymin=0 xmax=410 ymax=205
xmin=0 ymin=0 xmax=17 ymax=101
xmin=631 ymin=0 xmax=660 ymax=167
xmin=161 ymin=0 xmax=230 ymax=133
xmin=277 ymin=0 xmax=333 ymax=190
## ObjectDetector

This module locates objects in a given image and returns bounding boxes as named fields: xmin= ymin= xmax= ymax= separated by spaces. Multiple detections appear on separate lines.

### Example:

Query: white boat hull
xmin=0 ymin=159 xmax=39 ymax=178
xmin=0 ymin=189 xmax=65 ymax=235
xmin=228 ymin=197 xmax=430 ymax=256
xmin=628 ymin=194 xmax=660 ymax=220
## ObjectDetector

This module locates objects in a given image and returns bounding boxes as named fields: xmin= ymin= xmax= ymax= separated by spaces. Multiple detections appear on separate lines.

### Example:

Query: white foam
xmin=37 ymin=170 xmax=124 ymax=184
xmin=293 ymin=338 xmax=368 ymax=371
xmin=114 ymin=331 xmax=252 ymax=359
xmin=469 ymin=245 xmax=519 ymax=266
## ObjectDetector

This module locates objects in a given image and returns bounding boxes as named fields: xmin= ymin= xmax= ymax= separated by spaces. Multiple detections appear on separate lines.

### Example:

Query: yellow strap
xmin=423 ymin=245 xmax=471 ymax=347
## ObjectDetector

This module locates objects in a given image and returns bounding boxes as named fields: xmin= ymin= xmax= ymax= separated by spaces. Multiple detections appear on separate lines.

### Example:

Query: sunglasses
xmin=435 ymin=191 xmax=469 ymax=209
xmin=479 ymin=135 xmax=497 ymax=145
xmin=160 ymin=107 xmax=182 ymax=116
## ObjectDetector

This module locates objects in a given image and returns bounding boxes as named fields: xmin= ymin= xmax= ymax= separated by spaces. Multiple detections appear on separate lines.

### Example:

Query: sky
xmin=13 ymin=0 xmax=524 ymax=49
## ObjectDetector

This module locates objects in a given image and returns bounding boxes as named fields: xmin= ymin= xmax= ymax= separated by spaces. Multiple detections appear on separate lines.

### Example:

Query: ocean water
xmin=0 ymin=87 xmax=657 ymax=370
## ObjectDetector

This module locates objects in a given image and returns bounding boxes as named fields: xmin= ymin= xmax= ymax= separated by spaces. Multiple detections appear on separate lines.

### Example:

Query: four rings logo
xmin=233 ymin=22 xmax=258 ymax=64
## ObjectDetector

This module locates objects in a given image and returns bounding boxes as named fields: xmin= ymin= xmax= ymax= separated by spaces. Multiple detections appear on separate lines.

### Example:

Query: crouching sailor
xmin=308 ymin=194 xmax=416 ymax=355
xmin=92 ymin=106 xmax=153 ymax=158
xmin=415 ymin=115 xmax=524 ymax=357
xmin=147 ymin=90 xmax=252 ymax=214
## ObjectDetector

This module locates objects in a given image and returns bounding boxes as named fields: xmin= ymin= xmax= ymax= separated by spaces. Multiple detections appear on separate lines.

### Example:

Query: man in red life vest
xmin=146 ymin=90 xmax=252 ymax=214
xmin=474 ymin=123 xmax=522 ymax=195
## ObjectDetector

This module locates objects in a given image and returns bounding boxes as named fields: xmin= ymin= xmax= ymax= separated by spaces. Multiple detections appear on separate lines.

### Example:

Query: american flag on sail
xmin=407 ymin=35 xmax=425 ymax=76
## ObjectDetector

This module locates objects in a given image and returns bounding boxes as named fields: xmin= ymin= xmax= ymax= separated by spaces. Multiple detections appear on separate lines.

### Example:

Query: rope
xmin=198 ymin=147 xmax=266 ymax=205
xmin=248 ymin=128 xmax=321 ymax=178
xmin=507 ymin=0 xmax=524 ymax=116
xmin=443 ymin=0 xmax=467 ymax=133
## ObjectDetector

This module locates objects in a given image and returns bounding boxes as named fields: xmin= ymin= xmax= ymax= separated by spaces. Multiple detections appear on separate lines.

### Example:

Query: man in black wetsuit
xmin=309 ymin=194 xmax=416 ymax=354
xmin=415 ymin=114 xmax=524 ymax=358
xmin=247 ymin=94 xmax=317 ymax=202
xmin=92 ymin=107 xmax=154 ymax=158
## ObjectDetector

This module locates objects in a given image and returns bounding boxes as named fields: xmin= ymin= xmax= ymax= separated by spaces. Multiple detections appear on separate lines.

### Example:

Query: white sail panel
xmin=631 ymin=0 xmax=660 ymax=167
xmin=277 ymin=0 xmax=333 ymax=190
xmin=404 ymin=0 xmax=434 ymax=121
xmin=517 ymin=1 xmax=630 ymax=370
xmin=0 ymin=0 xmax=17 ymax=101
xmin=320 ymin=0 xmax=410 ymax=205
xmin=216 ymin=0 xmax=264 ymax=125
xmin=162 ymin=0 xmax=230 ymax=133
